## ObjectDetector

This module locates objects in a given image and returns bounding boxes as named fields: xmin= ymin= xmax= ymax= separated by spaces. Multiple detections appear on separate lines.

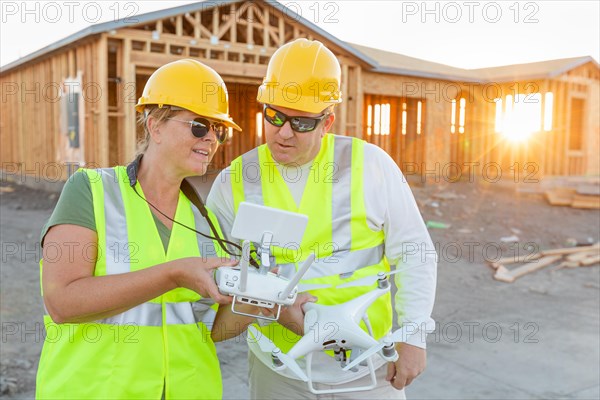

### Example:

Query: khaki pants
xmin=248 ymin=352 xmax=406 ymax=400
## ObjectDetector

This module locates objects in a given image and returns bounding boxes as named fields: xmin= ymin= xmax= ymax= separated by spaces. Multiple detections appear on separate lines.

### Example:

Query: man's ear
xmin=147 ymin=116 xmax=163 ymax=144
xmin=322 ymin=113 xmax=336 ymax=136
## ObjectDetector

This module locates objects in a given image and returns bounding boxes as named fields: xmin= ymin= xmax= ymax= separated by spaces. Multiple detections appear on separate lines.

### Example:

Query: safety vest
xmin=230 ymin=134 xmax=393 ymax=353
xmin=36 ymin=166 xmax=224 ymax=399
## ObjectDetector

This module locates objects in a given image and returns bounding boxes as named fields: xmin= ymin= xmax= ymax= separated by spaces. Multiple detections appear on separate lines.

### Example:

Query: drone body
xmin=286 ymin=286 xmax=388 ymax=361
xmin=248 ymin=271 xmax=409 ymax=394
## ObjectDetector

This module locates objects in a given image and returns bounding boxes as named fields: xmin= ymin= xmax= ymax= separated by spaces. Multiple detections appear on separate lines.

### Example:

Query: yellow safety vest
xmin=230 ymin=134 xmax=393 ymax=353
xmin=36 ymin=166 xmax=224 ymax=399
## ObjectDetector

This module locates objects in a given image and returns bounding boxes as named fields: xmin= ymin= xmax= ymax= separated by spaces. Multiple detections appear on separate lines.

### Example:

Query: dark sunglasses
xmin=168 ymin=118 xmax=228 ymax=143
xmin=263 ymin=105 xmax=329 ymax=133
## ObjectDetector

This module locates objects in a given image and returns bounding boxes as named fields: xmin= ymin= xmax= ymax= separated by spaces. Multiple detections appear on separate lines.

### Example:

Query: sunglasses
xmin=168 ymin=118 xmax=228 ymax=143
xmin=263 ymin=105 xmax=329 ymax=133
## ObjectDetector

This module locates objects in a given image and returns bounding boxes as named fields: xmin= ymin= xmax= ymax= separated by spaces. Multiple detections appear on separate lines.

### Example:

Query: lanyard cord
xmin=126 ymin=155 xmax=259 ymax=267
xmin=130 ymin=183 xmax=259 ymax=268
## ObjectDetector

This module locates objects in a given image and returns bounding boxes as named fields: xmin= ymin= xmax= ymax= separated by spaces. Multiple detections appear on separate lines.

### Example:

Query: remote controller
xmin=216 ymin=267 xmax=298 ymax=308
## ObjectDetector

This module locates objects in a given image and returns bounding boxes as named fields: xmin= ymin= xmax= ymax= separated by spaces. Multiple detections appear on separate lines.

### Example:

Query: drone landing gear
xmin=304 ymin=352 xmax=378 ymax=395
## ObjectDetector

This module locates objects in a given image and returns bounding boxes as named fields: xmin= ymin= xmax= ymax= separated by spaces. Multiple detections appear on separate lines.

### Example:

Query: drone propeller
xmin=342 ymin=342 xmax=386 ymax=371
xmin=247 ymin=326 xmax=308 ymax=382
xmin=272 ymin=348 xmax=308 ymax=382
xmin=341 ymin=327 xmax=409 ymax=371
xmin=337 ymin=269 xmax=402 ymax=289
xmin=248 ymin=325 xmax=276 ymax=353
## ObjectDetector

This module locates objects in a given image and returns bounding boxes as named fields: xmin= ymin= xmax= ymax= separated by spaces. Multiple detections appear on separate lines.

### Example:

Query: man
xmin=207 ymin=38 xmax=437 ymax=399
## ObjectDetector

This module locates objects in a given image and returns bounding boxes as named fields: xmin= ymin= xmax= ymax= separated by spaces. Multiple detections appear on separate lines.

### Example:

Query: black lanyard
xmin=125 ymin=155 xmax=253 ymax=263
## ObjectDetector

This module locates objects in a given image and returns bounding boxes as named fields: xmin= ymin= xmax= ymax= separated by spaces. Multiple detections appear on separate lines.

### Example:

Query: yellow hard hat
xmin=257 ymin=38 xmax=342 ymax=114
xmin=136 ymin=59 xmax=241 ymax=131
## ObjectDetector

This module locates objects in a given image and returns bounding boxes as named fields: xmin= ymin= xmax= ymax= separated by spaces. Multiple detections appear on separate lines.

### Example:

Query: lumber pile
xmin=571 ymin=194 xmax=600 ymax=209
xmin=545 ymin=186 xmax=600 ymax=209
xmin=488 ymin=244 xmax=600 ymax=283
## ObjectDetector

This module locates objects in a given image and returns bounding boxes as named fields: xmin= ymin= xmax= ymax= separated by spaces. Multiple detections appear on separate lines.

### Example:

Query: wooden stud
xmin=278 ymin=17 xmax=284 ymax=46
xmin=122 ymin=38 xmax=136 ymax=162
xmin=212 ymin=7 xmax=219 ymax=37
xmin=554 ymin=261 xmax=581 ymax=270
xmin=247 ymin=5 xmax=254 ymax=46
xmin=16 ymin=69 xmax=24 ymax=166
xmin=231 ymin=4 xmax=237 ymax=43
xmin=541 ymin=243 xmax=599 ymax=256
xmin=581 ymin=255 xmax=600 ymax=266
xmin=571 ymin=194 xmax=600 ymax=209
xmin=566 ymin=249 xmax=600 ymax=262
xmin=97 ymin=35 xmax=109 ymax=167
xmin=340 ymin=63 xmax=348 ymax=135
xmin=176 ymin=15 xmax=183 ymax=36
xmin=489 ymin=253 xmax=543 ymax=268
xmin=355 ymin=67 xmax=363 ymax=138
xmin=263 ymin=7 xmax=269 ymax=47
xmin=494 ymin=255 xmax=562 ymax=283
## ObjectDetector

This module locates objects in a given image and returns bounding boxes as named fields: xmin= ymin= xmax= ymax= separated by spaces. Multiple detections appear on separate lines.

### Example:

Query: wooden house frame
xmin=1 ymin=0 xmax=598 ymax=183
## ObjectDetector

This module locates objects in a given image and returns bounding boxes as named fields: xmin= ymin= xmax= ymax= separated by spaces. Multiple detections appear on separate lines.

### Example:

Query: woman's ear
xmin=147 ymin=116 xmax=163 ymax=144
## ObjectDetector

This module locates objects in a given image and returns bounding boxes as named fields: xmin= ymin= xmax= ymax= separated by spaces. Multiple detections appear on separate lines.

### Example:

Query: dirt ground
xmin=1 ymin=177 xmax=599 ymax=399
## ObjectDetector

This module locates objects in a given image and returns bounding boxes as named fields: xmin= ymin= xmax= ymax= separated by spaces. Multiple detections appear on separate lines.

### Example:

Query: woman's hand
xmin=170 ymin=257 xmax=237 ymax=304
xmin=42 ymin=224 xmax=236 ymax=323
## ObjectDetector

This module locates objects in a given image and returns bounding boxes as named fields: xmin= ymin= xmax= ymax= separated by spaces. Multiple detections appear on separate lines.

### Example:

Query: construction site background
xmin=1 ymin=175 xmax=599 ymax=399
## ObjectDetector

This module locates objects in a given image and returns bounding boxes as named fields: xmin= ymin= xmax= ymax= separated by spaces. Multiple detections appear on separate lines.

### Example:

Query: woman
xmin=36 ymin=59 xmax=240 ymax=399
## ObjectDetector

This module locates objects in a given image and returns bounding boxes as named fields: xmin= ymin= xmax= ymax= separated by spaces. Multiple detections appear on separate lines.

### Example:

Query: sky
xmin=0 ymin=0 xmax=599 ymax=69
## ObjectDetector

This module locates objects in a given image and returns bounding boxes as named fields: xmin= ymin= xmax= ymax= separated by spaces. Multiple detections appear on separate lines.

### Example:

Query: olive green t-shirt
xmin=41 ymin=170 xmax=171 ymax=251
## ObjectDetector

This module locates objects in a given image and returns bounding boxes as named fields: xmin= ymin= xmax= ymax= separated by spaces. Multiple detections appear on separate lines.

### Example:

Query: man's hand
xmin=263 ymin=293 xmax=317 ymax=335
xmin=386 ymin=342 xmax=426 ymax=390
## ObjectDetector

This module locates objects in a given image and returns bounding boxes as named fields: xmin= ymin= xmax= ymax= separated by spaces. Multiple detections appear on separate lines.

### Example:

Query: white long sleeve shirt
xmin=207 ymin=141 xmax=437 ymax=381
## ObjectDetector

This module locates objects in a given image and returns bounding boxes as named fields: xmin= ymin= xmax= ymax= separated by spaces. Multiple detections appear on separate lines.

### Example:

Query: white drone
xmin=247 ymin=269 xmax=414 ymax=395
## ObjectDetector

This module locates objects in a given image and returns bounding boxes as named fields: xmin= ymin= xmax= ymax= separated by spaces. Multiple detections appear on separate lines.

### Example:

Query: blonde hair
xmin=135 ymin=106 xmax=179 ymax=157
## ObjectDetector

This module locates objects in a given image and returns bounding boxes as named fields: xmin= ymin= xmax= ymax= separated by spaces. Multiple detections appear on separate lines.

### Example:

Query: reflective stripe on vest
xmin=97 ymin=302 xmax=196 ymax=326
xmin=277 ymin=245 xmax=385 ymax=280
xmin=100 ymin=168 xmax=130 ymax=275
